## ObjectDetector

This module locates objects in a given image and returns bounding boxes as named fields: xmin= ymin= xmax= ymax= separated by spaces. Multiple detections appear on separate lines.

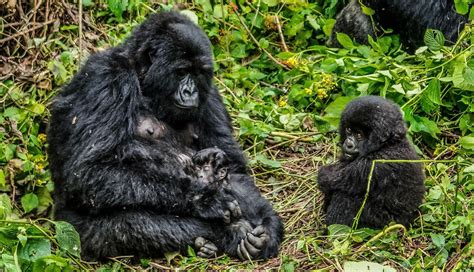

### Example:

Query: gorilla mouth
xmin=174 ymin=102 xmax=198 ymax=109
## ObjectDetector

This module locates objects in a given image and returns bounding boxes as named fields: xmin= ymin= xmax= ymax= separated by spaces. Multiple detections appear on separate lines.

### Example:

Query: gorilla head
xmin=339 ymin=96 xmax=407 ymax=160
xmin=126 ymin=13 xmax=214 ymax=125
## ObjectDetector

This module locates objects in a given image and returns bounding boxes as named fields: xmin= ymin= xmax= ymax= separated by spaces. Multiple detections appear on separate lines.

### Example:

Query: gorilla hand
xmin=236 ymin=225 xmax=270 ymax=260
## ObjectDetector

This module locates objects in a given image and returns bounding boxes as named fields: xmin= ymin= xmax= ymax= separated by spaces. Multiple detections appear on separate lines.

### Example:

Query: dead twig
xmin=0 ymin=19 xmax=56 ymax=44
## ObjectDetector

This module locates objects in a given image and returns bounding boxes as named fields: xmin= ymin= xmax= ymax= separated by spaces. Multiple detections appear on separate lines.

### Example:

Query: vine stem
xmin=350 ymin=159 xmax=459 ymax=232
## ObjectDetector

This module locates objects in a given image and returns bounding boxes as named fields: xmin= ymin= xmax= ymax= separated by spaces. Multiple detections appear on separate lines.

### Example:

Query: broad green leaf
xmin=360 ymin=3 xmax=375 ymax=16
xmin=255 ymin=154 xmax=281 ymax=168
xmin=21 ymin=193 xmax=39 ymax=213
xmin=336 ymin=33 xmax=355 ymax=49
xmin=0 ymin=194 xmax=12 ymax=219
xmin=263 ymin=0 xmax=278 ymax=7
xmin=29 ymin=103 xmax=46 ymax=115
xmin=4 ymin=107 xmax=20 ymax=121
xmin=430 ymin=233 xmax=446 ymax=248
xmin=409 ymin=116 xmax=441 ymax=139
xmin=454 ymin=0 xmax=470 ymax=14
xmin=18 ymin=238 xmax=51 ymax=261
xmin=458 ymin=136 xmax=474 ymax=150
xmin=323 ymin=96 xmax=354 ymax=130
xmin=107 ymin=0 xmax=128 ymax=21
xmin=327 ymin=224 xmax=351 ymax=237
xmin=424 ymin=29 xmax=445 ymax=51
xmin=425 ymin=78 xmax=441 ymax=105
xmin=54 ymin=221 xmax=81 ymax=257
xmin=344 ymin=261 xmax=396 ymax=272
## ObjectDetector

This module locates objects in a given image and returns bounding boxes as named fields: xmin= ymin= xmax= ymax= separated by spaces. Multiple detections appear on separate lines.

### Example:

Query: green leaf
xmin=29 ymin=103 xmax=46 ymax=115
xmin=82 ymin=0 xmax=93 ymax=7
xmin=0 ymin=194 xmax=12 ymax=220
xmin=360 ymin=3 xmax=375 ymax=16
xmin=255 ymin=154 xmax=281 ymax=168
xmin=180 ymin=10 xmax=199 ymax=25
xmin=425 ymin=78 xmax=441 ymax=105
xmin=430 ymin=233 xmax=445 ymax=248
xmin=263 ymin=0 xmax=279 ymax=7
xmin=424 ymin=29 xmax=445 ymax=51
xmin=21 ymin=193 xmax=39 ymax=213
xmin=323 ymin=96 xmax=354 ymax=130
xmin=4 ymin=107 xmax=20 ymax=121
xmin=343 ymin=261 xmax=396 ymax=272
xmin=327 ymin=224 xmax=351 ymax=237
xmin=454 ymin=0 xmax=470 ymax=14
xmin=409 ymin=116 xmax=441 ymax=139
xmin=0 ymin=169 xmax=4 ymax=187
xmin=164 ymin=251 xmax=180 ymax=264
xmin=107 ymin=0 xmax=128 ymax=21
xmin=336 ymin=33 xmax=355 ymax=49
xmin=458 ymin=135 xmax=474 ymax=150
xmin=18 ymin=238 xmax=51 ymax=261
xmin=54 ymin=221 xmax=81 ymax=257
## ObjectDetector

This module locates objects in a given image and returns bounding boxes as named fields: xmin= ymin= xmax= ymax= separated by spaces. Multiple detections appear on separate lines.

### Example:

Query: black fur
xmin=47 ymin=12 xmax=283 ymax=260
xmin=317 ymin=96 xmax=426 ymax=228
xmin=330 ymin=0 xmax=468 ymax=50
xmin=192 ymin=148 xmax=284 ymax=260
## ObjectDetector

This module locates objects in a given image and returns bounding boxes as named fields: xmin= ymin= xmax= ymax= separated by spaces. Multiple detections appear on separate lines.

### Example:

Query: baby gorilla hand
xmin=223 ymin=199 xmax=242 ymax=224
xmin=194 ymin=237 xmax=218 ymax=258
xmin=236 ymin=225 xmax=270 ymax=260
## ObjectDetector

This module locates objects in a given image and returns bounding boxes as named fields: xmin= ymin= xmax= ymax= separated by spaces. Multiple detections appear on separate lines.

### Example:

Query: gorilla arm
xmin=197 ymin=88 xmax=248 ymax=174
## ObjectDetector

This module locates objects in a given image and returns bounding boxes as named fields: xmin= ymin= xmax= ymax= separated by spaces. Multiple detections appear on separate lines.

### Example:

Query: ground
xmin=0 ymin=1 xmax=473 ymax=271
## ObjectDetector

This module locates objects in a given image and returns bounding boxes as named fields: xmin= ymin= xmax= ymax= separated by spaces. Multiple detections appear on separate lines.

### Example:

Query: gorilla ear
xmin=134 ymin=45 xmax=153 ymax=76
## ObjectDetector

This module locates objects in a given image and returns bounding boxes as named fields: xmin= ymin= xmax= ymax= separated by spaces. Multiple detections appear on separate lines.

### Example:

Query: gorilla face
xmin=137 ymin=20 xmax=214 ymax=125
xmin=342 ymin=127 xmax=365 ymax=160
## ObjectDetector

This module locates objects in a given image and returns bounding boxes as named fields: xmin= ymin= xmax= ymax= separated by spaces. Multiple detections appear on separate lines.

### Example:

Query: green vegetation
xmin=1 ymin=0 xmax=473 ymax=270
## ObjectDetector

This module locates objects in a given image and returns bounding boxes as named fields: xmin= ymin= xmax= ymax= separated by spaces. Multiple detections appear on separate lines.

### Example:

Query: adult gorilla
xmin=48 ymin=12 xmax=283 ymax=261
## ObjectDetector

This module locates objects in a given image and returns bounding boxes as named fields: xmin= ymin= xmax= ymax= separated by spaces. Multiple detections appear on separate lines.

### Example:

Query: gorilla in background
xmin=329 ymin=0 xmax=468 ymax=50
xmin=317 ymin=96 xmax=425 ymax=229
xmin=47 ymin=12 xmax=283 ymax=261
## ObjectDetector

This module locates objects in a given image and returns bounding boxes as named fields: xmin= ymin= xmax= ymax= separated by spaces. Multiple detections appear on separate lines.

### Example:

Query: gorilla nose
xmin=182 ymin=87 xmax=197 ymax=98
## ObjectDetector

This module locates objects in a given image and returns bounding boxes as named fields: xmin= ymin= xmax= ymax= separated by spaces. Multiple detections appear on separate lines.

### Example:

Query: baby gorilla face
xmin=192 ymin=148 xmax=229 ymax=185
xmin=342 ymin=127 xmax=365 ymax=160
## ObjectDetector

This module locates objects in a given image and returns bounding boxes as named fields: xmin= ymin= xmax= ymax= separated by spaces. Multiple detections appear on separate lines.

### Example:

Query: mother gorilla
xmin=47 ymin=12 xmax=283 ymax=260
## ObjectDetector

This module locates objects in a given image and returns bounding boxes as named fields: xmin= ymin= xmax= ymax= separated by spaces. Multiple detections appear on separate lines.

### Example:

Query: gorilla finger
xmin=197 ymin=251 xmax=212 ymax=258
xmin=200 ymin=247 xmax=216 ymax=256
xmin=238 ymin=239 xmax=252 ymax=260
xmin=243 ymin=236 xmax=260 ymax=256
xmin=247 ymin=233 xmax=266 ymax=248
xmin=251 ymin=225 xmax=266 ymax=236
xmin=203 ymin=243 xmax=218 ymax=252
xmin=223 ymin=210 xmax=231 ymax=224
xmin=195 ymin=237 xmax=205 ymax=248
xmin=236 ymin=244 xmax=245 ymax=260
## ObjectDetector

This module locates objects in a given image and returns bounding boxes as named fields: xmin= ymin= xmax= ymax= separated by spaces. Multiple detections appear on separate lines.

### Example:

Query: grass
xmin=0 ymin=0 xmax=473 ymax=271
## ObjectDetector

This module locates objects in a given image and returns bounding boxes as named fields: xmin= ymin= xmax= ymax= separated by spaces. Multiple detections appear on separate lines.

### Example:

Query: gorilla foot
xmin=236 ymin=225 xmax=269 ymax=260
xmin=195 ymin=237 xmax=218 ymax=258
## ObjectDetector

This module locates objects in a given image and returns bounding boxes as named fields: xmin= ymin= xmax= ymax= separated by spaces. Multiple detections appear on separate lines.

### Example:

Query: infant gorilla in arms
xmin=137 ymin=114 xmax=282 ymax=259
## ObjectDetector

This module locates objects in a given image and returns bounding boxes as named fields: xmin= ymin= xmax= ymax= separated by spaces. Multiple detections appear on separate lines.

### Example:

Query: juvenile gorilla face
xmin=342 ymin=127 xmax=365 ymax=160
xmin=139 ymin=21 xmax=214 ymax=124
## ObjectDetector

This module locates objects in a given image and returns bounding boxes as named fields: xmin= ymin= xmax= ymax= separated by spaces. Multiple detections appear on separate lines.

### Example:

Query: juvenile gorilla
xmin=317 ymin=96 xmax=425 ymax=229
xmin=48 ymin=12 xmax=283 ymax=260
xmin=192 ymin=148 xmax=284 ymax=260
xmin=329 ymin=0 xmax=468 ymax=51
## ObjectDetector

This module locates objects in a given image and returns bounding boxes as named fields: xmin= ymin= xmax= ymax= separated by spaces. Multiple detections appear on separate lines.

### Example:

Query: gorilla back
xmin=47 ymin=12 xmax=282 ymax=260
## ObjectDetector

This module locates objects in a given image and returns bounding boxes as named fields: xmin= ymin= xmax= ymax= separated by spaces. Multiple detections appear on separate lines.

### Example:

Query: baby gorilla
xmin=192 ymin=148 xmax=283 ymax=260
xmin=318 ymin=96 xmax=426 ymax=229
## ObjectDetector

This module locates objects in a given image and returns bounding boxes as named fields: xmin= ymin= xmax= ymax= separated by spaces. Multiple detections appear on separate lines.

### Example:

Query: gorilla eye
xmin=356 ymin=133 xmax=363 ymax=140
xmin=176 ymin=68 xmax=188 ymax=77
xmin=203 ymin=165 xmax=210 ymax=171
xmin=346 ymin=128 xmax=352 ymax=134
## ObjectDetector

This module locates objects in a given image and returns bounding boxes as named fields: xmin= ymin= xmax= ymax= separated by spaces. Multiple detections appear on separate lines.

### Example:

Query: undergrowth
xmin=0 ymin=0 xmax=473 ymax=271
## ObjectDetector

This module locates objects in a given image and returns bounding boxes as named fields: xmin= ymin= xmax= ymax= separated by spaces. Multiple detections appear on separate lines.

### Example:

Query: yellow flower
xmin=285 ymin=56 xmax=299 ymax=69
xmin=38 ymin=133 xmax=47 ymax=143
xmin=317 ymin=88 xmax=328 ymax=99
xmin=304 ymin=88 xmax=313 ymax=95
xmin=35 ymin=163 xmax=44 ymax=171
xmin=278 ymin=99 xmax=287 ymax=107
